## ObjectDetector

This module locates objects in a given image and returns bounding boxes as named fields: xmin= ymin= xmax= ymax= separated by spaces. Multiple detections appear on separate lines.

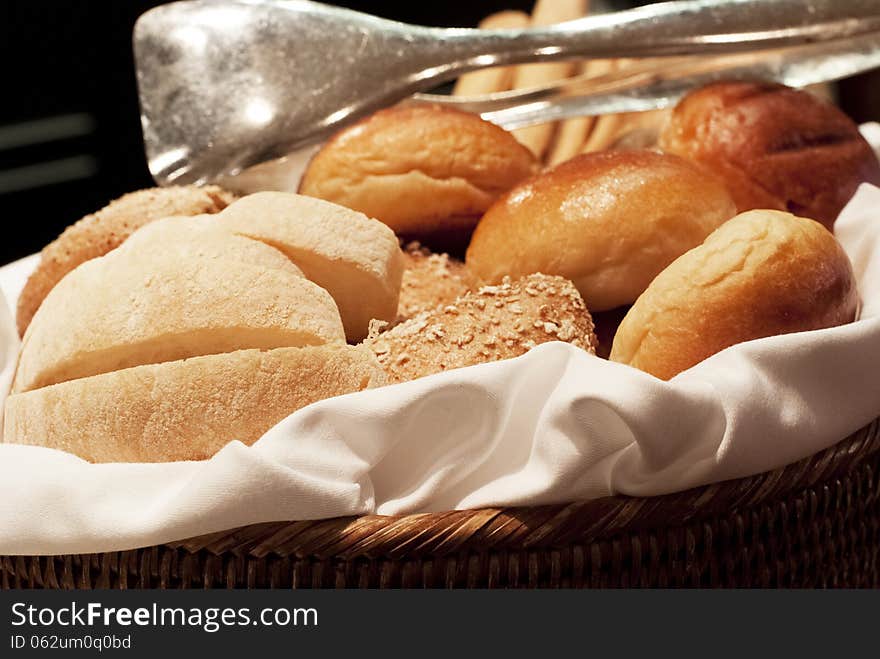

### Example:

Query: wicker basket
xmin=3 ymin=417 xmax=879 ymax=589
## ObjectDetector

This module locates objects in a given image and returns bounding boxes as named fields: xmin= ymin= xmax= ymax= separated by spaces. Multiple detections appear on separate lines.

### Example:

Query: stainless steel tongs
xmin=133 ymin=0 xmax=880 ymax=186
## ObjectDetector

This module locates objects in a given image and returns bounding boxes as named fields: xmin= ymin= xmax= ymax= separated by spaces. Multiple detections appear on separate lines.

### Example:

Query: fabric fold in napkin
xmin=1 ymin=134 xmax=879 ymax=556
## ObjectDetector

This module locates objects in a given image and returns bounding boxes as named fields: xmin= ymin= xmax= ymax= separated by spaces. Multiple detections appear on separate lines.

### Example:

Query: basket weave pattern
xmin=3 ymin=418 xmax=879 ymax=588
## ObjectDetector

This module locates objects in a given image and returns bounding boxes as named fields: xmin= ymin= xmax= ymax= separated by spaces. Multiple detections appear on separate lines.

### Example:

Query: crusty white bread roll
xmin=118 ymin=215 xmax=304 ymax=278
xmin=16 ymin=185 xmax=235 ymax=337
xmin=13 ymin=245 xmax=344 ymax=394
xmin=4 ymin=345 xmax=384 ymax=463
xmin=658 ymin=81 xmax=880 ymax=230
xmin=610 ymin=210 xmax=859 ymax=380
xmin=367 ymin=273 xmax=597 ymax=384
xmin=398 ymin=242 xmax=475 ymax=320
xmin=213 ymin=192 xmax=403 ymax=342
xmin=466 ymin=150 xmax=737 ymax=311
xmin=298 ymin=104 xmax=538 ymax=246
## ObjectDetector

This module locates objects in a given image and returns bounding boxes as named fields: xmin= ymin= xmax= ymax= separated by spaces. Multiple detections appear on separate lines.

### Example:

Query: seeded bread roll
xmin=4 ymin=345 xmax=384 ymax=463
xmin=299 ymin=104 xmax=538 ymax=249
xmin=367 ymin=273 xmax=597 ymax=384
xmin=16 ymin=185 xmax=235 ymax=336
xmin=658 ymin=81 xmax=880 ymax=230
xmin=398 ymin=242 xmax=475 ymax=320
xmin=466 ymin=150 xmax=737 ymax=311
xmin=610 ymin=210 xmax=859 ymax=380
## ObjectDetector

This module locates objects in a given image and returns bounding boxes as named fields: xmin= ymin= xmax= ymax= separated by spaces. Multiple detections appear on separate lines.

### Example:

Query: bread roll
xmin=658 ymin=81 xmax=880 ymax=230
xmin=16 ymin=185 xmax=234 ymax=336
xmin=367 ymin=273 xmax=597 ymax=384
xmin=214 ymin=192 xmax=403 ymax=341
xmin=610 ymin=210 xmax=859 ymax=380
xmin=398 ymin=242 xmax=475 ymax=320
xmin=298 ymin=104 xmax=538 ymax=246
xmin=118 ymin=215 xmax=304 ymax=278
xmin=14 ymin=243 xmax=344 ymax=393
xmin=466 ymin=150 xmax=737 ymax=311
xmin=4 ymin=345 xmax=384 ymax=463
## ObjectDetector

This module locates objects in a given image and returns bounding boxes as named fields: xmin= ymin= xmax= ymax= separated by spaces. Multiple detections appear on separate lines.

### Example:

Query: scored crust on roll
xmin=14 ymin=245 xmax=344 ymax=394
xmin=367 ymin=273 xmax=597 ymax=384
xmin=398 ymin=242 xmax=475 ymax=320
xmin=4 ymin=345 xmax=385 ymax=463
xmin=658 ymin=81 xmax=880 ymax=230
xmin=610 ymin=210 xmax=859 ymax=380
xmin=118 ymin=215 xmax=305 ymax=279
xmin=214 ymin=192 xmax=403 ymax=342
xmin=298 ymin=104 xmax=538 ymax=242
xmin=16 ymin=185 xmax=235 ymax=337
xmin=466 ymin=150 xmax=737 ymax=312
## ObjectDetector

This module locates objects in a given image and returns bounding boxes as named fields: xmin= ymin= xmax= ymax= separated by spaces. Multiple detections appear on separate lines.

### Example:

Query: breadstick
xmin=452 ymin=11 xmax=530 ymax=97
xmin=511 ymin=0 xmax=589 ymax=158
xmin=546 ymin=59 xmax=616 ymax=165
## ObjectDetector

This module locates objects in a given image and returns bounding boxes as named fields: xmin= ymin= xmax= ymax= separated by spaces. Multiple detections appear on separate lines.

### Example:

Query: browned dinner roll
xmin=466 ymin=150 xmax=737 ymax=311
xmin=298 ymin=104 xmax=538 ymax=247
xmin=366 ymin=273 xmax=597 ymax=384
xmin=610 ymin=210 xmax=859 ymax=380
xmin=658 ymin=81 xmax=880 ymax=230
xmin=16 ymin=185 xmax=235 ymax=336
xmin=398 ymin=242 xmax=475 ymax=320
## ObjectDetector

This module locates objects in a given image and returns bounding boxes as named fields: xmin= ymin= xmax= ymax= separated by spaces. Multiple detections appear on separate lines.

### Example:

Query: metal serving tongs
xmin=134 ymin=0 xmax=880 ymax=187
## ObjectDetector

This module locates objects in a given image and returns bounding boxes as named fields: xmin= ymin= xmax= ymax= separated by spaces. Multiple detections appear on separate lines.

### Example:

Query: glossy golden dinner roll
xmin=659 ymin=81 xmax=880 ymax=230
xmin=610 ymin=210 xmax=859 ymax=380
xmin=16 ymin=185 xmax=235 ymax=336
xmin=466 ymin=150 xmax=737 ymax=311
xmin=299 ymin=104 xmax=538 ymax=245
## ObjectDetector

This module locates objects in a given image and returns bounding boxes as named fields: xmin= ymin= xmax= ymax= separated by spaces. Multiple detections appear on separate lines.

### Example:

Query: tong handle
xmin=415 ymin=32 xmax=880 ymax=130
xmin=433 ymin=0 xmax=880 ymax=73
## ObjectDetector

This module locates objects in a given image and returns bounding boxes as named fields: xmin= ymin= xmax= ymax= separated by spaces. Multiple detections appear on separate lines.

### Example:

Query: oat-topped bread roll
xmin=466 ymin=150 xmax=737 ymax=312
xmin=658 ymin=81 xmax=880 ymax=230
xmin=398 ymin=242 xmax=475 ymax=320
xmin=367 ymin=273 xmax=597 ymax=384
xmin=16 ymin=185 xmax=235 ymax=336
xmin=299 ymin=104 xmax=538 ymax=250
xmin=611 ymin=210 xmax=859 ymax=380
xmin=213 ymin=192 xmax=404 ymax=341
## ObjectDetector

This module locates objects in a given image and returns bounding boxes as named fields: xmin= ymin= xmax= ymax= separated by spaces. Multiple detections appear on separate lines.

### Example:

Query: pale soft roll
xmin=16 ymin=185 xmax=235 ymax=337
xmin=466 ymin=150 xmax=737 ymax=311
xmin=4 ymin=345 xmax=385 ymax=463
xmin=214 ymin=192 xmax=403 ymax=342
xmin=118 ymin=214 xmax=305 ymax=279
xmin=13 ymin=246 xmax=344 ymax=393
xmin=611 ymin=210 xmax=859 ymax=380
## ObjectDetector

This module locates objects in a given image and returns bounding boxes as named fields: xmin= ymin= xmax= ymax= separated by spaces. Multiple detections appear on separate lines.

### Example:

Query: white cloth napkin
xmin=1 ymin=128 xmax=879 ymax=556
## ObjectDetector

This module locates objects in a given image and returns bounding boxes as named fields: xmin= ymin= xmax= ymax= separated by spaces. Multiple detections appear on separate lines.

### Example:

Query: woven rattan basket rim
xmin=158 ymin=416 xmax=880 ymax=561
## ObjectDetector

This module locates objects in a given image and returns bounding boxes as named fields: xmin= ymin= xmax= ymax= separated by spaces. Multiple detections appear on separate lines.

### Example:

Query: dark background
xmin=0 ymin=1 xmax=877 ymax=265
